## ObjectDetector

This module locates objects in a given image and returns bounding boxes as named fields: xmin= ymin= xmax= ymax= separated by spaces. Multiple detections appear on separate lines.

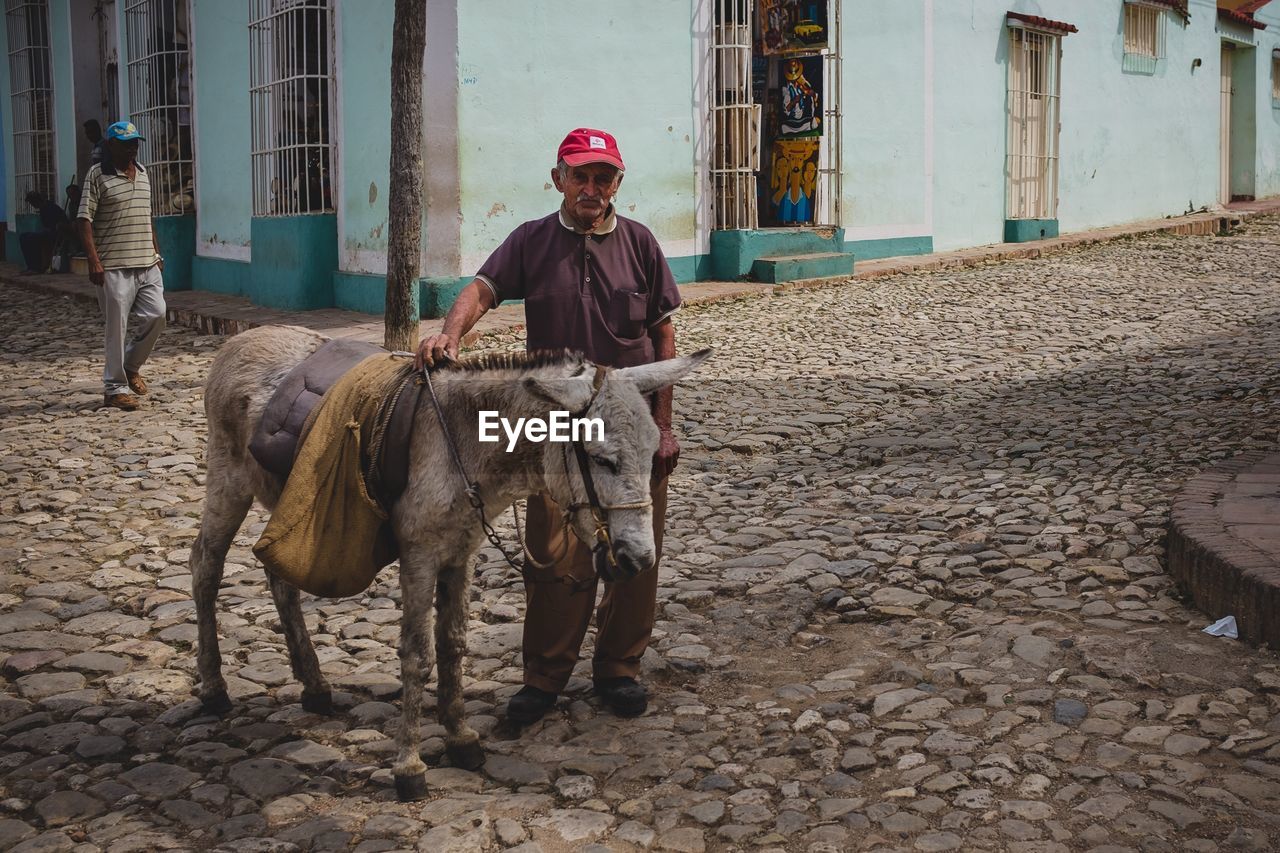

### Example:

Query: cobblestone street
xmin=2 ymin=218 xmax=1280 ymax=852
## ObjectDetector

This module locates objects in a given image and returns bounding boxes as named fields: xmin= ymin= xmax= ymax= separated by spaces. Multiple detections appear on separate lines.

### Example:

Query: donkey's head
xmin=523 ymin=349 xmax=712 ymax=579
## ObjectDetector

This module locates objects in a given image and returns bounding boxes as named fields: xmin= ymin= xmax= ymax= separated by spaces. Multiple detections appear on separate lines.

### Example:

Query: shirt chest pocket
xmin=609 ymin=290 xmax=649 ymax=340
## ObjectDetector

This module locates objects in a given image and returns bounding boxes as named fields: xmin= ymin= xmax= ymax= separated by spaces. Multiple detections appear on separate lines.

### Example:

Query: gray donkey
xmin=191 ymin=324 xmax=710 ymax=800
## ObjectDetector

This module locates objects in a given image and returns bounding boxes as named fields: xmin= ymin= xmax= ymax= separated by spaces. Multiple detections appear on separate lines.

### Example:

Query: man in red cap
xmin=416 ymin=128 xmax=682 ymax=723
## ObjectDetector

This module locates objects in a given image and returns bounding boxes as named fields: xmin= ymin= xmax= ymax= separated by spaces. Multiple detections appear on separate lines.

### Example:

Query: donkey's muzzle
xmin=595 ymin=542 xmax=654 ymax=583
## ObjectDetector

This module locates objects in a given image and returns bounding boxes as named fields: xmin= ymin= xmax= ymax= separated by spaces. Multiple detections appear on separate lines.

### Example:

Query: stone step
xmin=751 ymin=251 xmax=855 ymax=284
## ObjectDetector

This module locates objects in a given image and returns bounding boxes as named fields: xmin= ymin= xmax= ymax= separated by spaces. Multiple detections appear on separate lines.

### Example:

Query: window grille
xmin=710 ymin=0 xmax=757 ymax=230
xmin=124 ymin=0 xmax=194 ymax=216
xmin=248 ymin=0 xmax=334 ymax=216
xmin=1123 ymin=2 xmax=1166 ymax=74
xmin=5 ymin=0 xmax=55 ymax=206
xmin=1006 ymin=26 xmax=1061 ymax=221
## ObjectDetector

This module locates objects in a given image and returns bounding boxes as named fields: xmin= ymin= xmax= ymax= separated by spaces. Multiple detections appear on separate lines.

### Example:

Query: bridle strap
xmin=420 ymin=362 xmax=638 ymax=589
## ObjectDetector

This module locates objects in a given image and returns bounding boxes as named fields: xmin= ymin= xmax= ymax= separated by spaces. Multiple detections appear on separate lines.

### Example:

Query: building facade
xmin=1 ymin=0 xmax=1278 ymax=316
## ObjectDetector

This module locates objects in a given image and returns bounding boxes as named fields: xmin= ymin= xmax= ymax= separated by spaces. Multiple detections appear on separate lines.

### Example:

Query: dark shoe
xmin=594 ymin=676 xmax=648 ymax=717
xmin=126 ymin=371 xmax=148 ymax=395
xmin=507 ymin=685 xmax=557 ymax=724
xmin=103 ymin=393 xmax=140 ymax=411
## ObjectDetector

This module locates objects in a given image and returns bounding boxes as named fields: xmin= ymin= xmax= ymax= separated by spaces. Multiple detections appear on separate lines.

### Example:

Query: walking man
xmin=415 ymin=128 xmax=682 ymax=723
xmin=77 ymin=120 xmax=166 ymax=412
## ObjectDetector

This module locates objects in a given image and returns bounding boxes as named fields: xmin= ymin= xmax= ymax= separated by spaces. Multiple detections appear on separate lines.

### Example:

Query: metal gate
xmin=710 ymin=0 xmax=756 ymax=230
xmin=709 ymin=0 xmax=841 ymax=231
xmin=1006 ymin=26 xmax=1061 ymax=221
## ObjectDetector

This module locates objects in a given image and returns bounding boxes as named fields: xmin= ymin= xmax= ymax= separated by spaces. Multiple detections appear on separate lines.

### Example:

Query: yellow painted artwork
xmin=770 ymin=138 xmax=820 ymax=224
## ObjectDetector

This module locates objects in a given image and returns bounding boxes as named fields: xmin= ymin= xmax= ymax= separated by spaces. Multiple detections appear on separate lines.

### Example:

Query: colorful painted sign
xmin=777 ymin=55 xmax=823 ymax=139
xmin=760 ymin=0 xmax=829 ymax=55
xmin=770 ymin=138 xmax=820 ymax=224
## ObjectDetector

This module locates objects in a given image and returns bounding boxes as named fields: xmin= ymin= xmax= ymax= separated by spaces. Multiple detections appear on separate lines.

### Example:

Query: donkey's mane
xmin=445 ymin=349 xmax=587 ymax=374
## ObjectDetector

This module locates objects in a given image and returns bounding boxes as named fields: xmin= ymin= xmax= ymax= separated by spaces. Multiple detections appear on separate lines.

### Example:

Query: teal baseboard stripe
xmin=154 ymin=215 xmax=196 ymax=291
xmin=420 ymin=275 xmax=474 ymax=319
xmin=7 ymin=213 xmax=37 ymax=267
xmin=665 ymin=253 xmax=712 ymax=283
xmin=249 ymin=214 xmax=338 ymax=310
xmin=333 ymin=270 xmax=422 ymax=320
xmin=192 ymin=255 xmax=250 ymax=297
xmin=334 ymin=271 xmax=386 ymax=315
xmin=1004 ymin=219 xmax=1059 ymax=243
xmin=844 ymin=235 xmax=933 ymax=261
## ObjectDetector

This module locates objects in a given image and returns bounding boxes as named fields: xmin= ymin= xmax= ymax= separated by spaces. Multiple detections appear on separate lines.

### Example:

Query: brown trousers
xmin=520 ymin=477 xmax=668 ymax=693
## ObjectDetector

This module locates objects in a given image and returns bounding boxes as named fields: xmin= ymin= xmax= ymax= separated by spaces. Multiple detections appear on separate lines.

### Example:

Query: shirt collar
xmin=558 ymin=203 xmax=617 ymax=236
xmin=100 ymin=158 xmax=145 ymax=177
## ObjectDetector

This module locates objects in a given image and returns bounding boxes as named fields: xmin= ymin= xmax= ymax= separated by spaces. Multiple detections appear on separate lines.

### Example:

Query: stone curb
xmin=1167 ymin=450 xmax=1280 ymax=649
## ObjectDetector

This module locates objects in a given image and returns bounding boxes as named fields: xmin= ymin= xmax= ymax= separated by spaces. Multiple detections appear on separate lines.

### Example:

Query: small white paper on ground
xmin=1203 ymin=615 xmax=1239 ymax=639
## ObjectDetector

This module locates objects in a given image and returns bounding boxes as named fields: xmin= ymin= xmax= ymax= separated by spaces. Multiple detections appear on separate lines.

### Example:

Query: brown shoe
xmin=103 ymin=393 xmax=140 ymax=411
xmin=126 ymin=372 xmax=148 ymax=395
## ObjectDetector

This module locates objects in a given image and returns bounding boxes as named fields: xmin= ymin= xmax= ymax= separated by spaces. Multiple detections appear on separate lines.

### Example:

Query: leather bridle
xmin=421 ymin=362 xmax=652 ymax=586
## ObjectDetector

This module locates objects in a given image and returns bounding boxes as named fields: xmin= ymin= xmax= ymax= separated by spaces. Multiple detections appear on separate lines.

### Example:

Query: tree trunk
xmin=384 ymin=0 xmax=427 ymax=353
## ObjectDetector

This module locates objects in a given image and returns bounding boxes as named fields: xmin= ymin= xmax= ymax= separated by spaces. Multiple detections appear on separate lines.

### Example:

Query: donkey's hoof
xmin=201 ymin=692 xmax=233 ymax=716
xmin=394 ymin=772 xmax=429 ymax=802
xmin=446 ymin=739 xmax=485 ymax=771
xmin=301 ymin=690 xmax=334 ymax=715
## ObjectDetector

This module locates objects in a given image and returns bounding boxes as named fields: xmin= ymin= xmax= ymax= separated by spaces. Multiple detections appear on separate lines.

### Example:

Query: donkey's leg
xmin=265 ymin=574 xmax=332 ymax=713
xmin=393 ymin=552 xmax=438 ymax=801
xmin=191 ymin=470 xmax=253 ymax=715
xmin=435 ymin=563 xmax=483 ymax=770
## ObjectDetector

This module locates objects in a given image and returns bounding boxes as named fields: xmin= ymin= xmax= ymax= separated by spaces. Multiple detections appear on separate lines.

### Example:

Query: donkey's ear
xmin=522 ymin=374 xmax=596 ymax=411
xmin=611 ymin=348 xmax=713 ymax=395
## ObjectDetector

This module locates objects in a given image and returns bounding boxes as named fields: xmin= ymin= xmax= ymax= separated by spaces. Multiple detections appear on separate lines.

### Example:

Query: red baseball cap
xmin=557 ymin=128 xmax=625 ymax=172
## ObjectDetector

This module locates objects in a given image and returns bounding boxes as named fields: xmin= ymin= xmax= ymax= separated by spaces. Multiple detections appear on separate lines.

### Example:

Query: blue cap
xmin=105 ymin=120 xmax=144 ymax=141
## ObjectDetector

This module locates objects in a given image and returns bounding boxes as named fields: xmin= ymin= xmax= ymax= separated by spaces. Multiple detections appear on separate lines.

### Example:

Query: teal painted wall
xmin=191 ymin=255 xmax=248 ymax=296
xmin=155 ymin=215 xmax=195 ymax=291
xmin=249 ymin=215 xmax=337 ymax=310
xmin=335 ymin=0 xmax=395 ymax=274
xmin=842 ymin=1 xmax=929 ymax=239
xmin=453 ymin=0 xmax=697 ymax=274
xmin=1248 ymin=11 xmax=1280 ymax=198
xmin=191 ymin=0 xmax=251 ymax=256
xmin=847 ymin=236 xmax=933 ymax=261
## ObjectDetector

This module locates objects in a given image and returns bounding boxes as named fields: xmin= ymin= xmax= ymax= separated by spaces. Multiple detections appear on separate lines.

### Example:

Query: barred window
xmin=1007 ymin=26 xmax=1062 ymax=221
xmin=124 ymin=0 xmax=194 ymax=216
xmin=248 ymin=0 xmax=334 ymax=217
xmin=5 ymin=0 xmax=55 ymax=205
xmin=1123 ymin=2 xmax=1166 ymax=74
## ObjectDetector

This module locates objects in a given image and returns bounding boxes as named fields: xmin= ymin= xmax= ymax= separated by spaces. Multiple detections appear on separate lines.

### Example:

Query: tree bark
xmin=384 ymin=0 xmax=427 ymax=353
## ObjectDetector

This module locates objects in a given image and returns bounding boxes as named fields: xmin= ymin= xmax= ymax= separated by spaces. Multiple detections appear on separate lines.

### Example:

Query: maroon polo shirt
xmin=476 ymin=205 xmax=682 ymax=368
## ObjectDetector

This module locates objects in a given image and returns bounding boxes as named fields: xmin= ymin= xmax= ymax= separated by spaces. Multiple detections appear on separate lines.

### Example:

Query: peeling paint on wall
xmin=486 ymin=202 xmax=507 ymax=218
xmin=368 ymin=182 xmax=378 ymax=204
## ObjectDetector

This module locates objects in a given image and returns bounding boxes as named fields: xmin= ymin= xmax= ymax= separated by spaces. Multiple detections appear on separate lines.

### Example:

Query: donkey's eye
xmin=590 ymin=455 xmax=619 ymax=473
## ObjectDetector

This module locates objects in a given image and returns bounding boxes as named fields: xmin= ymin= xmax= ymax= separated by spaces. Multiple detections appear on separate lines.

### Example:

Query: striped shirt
xmin=78 ymin=161 xmax=160 ymax=270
